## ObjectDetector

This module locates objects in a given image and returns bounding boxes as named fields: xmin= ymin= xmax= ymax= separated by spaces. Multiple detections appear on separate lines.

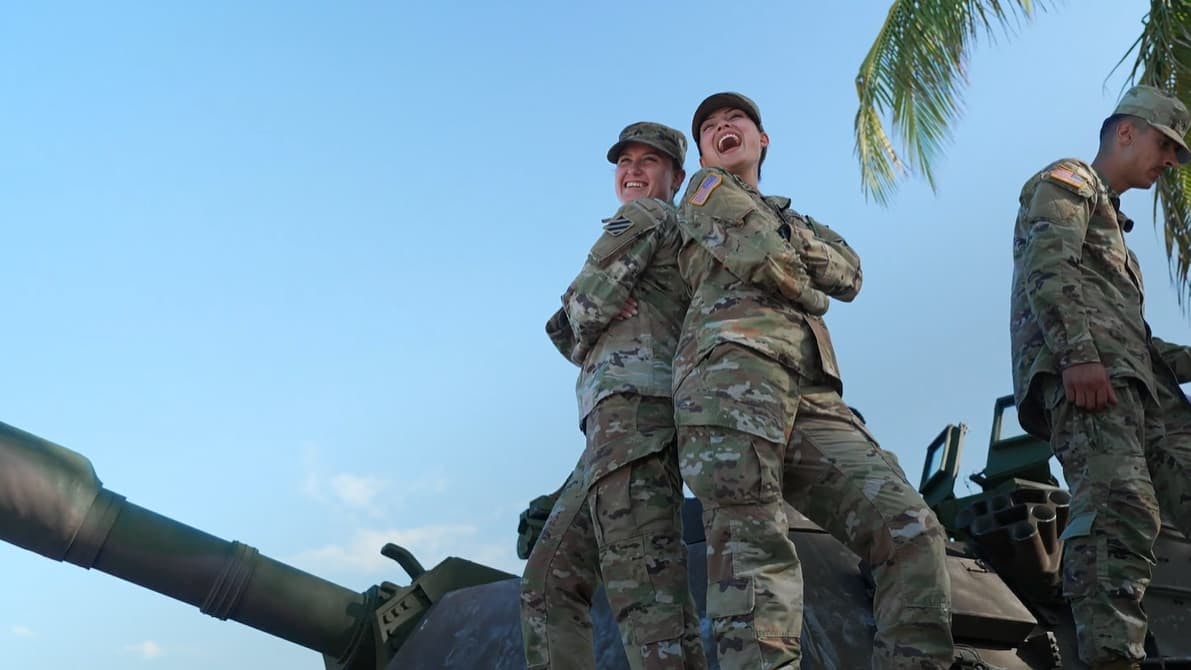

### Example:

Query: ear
xmin=1117 ymin=119 xmax=1135 ymax=146
xmin=759 ymin=131 xmax=770 ymax=149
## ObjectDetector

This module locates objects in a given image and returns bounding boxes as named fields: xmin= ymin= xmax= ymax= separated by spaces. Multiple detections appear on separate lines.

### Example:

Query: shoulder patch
xmin=601 ymin=215 xmax=633 ymax=237
xmin=1040 ymin=160 xmax=1097 ymax=199
xmin=688 ymin=173 xmax=723 ymax=207
xmin=1046 ymin=165 xmax=1088 ymax=191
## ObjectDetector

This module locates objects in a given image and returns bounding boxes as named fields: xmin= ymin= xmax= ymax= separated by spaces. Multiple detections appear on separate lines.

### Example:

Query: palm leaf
xmin=854 ymin=0 xmax=1043 ymax=205
xmin=1118 ymin=0 xmax=1191 ymax=303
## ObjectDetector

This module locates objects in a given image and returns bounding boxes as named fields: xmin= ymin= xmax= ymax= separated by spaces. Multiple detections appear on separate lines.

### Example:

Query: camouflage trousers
xmin=1043 ymin=377 xmax=1191 ymax=664
xmin=679 ymin=387 xmax=953 ymax=670
xmin=520 ymin=394 xmax=707 ymax=670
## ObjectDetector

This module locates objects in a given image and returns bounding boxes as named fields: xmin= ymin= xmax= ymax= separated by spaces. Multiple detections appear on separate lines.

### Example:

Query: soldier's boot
xmin=1090 ymin=659 xmax=1141 ymax=670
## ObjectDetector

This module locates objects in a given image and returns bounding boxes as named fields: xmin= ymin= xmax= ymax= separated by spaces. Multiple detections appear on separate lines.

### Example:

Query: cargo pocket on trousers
xmin=708 ymin=577 xmax=765 ymax=666
xmin=632 ymin=602 xmax=685 ymax=646
xmin=708 ymin=576 xmax=755 ymax=618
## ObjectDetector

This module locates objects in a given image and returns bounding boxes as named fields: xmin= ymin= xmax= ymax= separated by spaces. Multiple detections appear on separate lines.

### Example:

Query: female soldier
xmin=673 ymin=92 xmax=954 ymax=670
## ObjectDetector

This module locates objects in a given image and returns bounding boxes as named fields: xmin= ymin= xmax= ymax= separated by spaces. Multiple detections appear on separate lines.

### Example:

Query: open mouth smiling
xmin=716 ymin=133 xmax=742 ymax=152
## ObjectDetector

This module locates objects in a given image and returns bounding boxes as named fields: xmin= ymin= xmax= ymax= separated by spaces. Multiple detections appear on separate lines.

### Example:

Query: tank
xmin=4 ymin=397 xmax=1191 ymax=669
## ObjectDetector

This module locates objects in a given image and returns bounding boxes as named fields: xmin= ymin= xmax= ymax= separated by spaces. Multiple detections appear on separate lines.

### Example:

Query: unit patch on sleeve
xmin=688 ymin=173 xmax=723 ymax=207
xmin=1046 ymin=165 xmax=1087 ymax=191
xmin=601 ymin=215 xmax=634 ymax=236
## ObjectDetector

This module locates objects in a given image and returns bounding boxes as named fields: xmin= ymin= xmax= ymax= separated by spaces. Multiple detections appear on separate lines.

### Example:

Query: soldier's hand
xmin=799 ymin=287 xmax=830 ymax=316
xmin=613 ymin=297 xmax=638 ymax=321
xmin=516 ymin=492 xmax=560 ymax=559
xmin=1062 ymin=362 xmax=1118 ymax=411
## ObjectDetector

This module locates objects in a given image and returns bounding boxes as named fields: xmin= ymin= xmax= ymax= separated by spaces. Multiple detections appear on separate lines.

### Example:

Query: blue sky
xmin=0 ymin=1 xmax=1182 ymax=668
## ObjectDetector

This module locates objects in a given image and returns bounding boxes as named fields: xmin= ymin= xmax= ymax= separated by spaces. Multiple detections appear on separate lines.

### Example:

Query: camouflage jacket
xmin=546 ymin=197 xmax=687 ymax=425
xmin=1152 ymin=337 xmax=1191 ymax=435
xmin=1010 ymin=158 xmax=1155 ymax=437
xmin=672 ymin=167 xmax=860 ymax=440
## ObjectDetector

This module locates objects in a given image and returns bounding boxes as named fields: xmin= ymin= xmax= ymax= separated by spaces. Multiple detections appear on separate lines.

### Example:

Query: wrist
xmin=1060 ymin=342 xmax=1101 ymax=369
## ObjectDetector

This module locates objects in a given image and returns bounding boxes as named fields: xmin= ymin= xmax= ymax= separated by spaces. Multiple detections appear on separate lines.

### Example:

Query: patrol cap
xmin=1113 ymin=84 xmax=1191 ymax=163
xmin=606 ymin=121 xmax=687 ymax=167
xmin=691 ymin=92 xmax=763 ymax=143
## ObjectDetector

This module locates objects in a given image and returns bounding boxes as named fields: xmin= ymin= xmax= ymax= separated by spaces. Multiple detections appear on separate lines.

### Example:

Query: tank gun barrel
xmin=0 ymin=421 xmax=374 ymax=664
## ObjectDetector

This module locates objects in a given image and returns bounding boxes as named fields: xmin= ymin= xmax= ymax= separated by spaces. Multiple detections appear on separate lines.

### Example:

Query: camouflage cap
xmin=606 ymin=121 xmax=687 ymax=167
xmin=1113 ymin=84 xmax=1191 ymax=163
xmin=691 ymin=92 xmax=763 ymax=141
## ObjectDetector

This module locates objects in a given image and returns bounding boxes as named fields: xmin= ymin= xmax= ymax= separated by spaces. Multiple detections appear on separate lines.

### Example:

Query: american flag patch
xmin=688 ymin=173 xmax=723 ymax=206
xmin=1047 ymin=166 xmax=1087 ymax=190
xmin=602 ymin=216 xmax=633 ymax=236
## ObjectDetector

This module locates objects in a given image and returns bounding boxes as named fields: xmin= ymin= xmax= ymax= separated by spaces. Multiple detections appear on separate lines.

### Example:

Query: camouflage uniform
xmin=674 ymin=165 xmax=953 ymax=670
xmin=520 ymin=122 xmax=706 ymax=670
xmin=1150 ymin=338 xmax=1191 ymax=531
xmin=1009 ymin=86 xmax=1191 ymax=665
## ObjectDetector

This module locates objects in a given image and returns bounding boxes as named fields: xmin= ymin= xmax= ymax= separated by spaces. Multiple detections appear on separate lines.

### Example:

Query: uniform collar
xmin=1091 ymin=165 xmax=1134 ymax=233
xmin=763 ymin=195 xmax=791 ymax=210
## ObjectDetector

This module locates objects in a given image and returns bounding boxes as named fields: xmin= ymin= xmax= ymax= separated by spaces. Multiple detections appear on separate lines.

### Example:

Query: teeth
xmin=717 ymin=133 xmax=741 ymax=152
xmin=625 ymin=181 xmax=645 ymax=188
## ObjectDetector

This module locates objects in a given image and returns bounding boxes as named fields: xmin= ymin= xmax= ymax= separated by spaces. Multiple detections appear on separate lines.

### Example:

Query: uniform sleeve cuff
xmin=1060 ymin=342 xmax=1101 ymax=368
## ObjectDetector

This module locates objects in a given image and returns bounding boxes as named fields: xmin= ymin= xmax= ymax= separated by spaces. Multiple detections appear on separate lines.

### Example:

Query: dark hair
xmin=1100 ymin=114 xmax=1149 ymax=144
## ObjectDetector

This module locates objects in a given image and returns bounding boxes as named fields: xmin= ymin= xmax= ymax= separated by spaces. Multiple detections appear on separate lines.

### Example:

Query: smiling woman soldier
xmin=519 ymin=121 xmax=707 ymax=670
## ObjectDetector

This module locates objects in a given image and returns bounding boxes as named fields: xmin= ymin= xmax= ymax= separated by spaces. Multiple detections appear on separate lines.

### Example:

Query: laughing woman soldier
xmin=672 ymin=92 xmax=954 ymax=670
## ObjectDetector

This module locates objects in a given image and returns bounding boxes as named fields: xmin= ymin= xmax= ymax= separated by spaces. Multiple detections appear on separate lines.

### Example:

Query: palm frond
xmin=1155 ymin=168 xmax=1191 ymax=304
xmin=855 ymin=0 xmax=1043 ymax=205
xmin=1120 ymin=0 xmax=1191 ymax=303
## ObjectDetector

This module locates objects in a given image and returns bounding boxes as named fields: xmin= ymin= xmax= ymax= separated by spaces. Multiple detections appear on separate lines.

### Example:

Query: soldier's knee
xmin=1067 ymin=498 xmax=1159 ymax=564
xmin=863 ymin=501 xmax=946 ymax=568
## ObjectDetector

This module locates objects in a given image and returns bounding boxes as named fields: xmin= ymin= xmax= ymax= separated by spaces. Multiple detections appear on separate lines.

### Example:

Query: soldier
xmin=1010 ymin=85 xmax=1191 ymax=670
xmin=674 ymin=92 xmax=954 ymax=670
xmin=519 ymin=122 xmax=707 ymax=670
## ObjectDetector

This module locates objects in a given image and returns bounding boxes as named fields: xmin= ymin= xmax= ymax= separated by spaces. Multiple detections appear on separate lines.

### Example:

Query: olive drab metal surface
xmin=4 ymin=400 xmax=1191 ymax=669
xmin=0 ymin=421 xmax=514 ymax=670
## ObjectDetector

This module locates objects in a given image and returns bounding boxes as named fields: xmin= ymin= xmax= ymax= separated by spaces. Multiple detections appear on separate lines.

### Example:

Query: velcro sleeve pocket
xmin=589 ymin=200 xmax=664 ymax=265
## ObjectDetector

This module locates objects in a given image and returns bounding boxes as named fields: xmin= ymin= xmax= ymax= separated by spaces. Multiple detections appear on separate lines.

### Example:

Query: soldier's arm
xmin=793 ymin=216 xmax=863 ymax=302
xmin=1017 ymin=179 xmax=1099 ymax=369
xmin=1152 ymin=336 xmax=1191 ymax=383
xmin=515 ymin=474 xmax=571 ymax=560
xmin=560 ymin=199 xmax=668 ymax=363
xmin=680 ymin=170 xmax=829 ymax=314
xmin=544 ymin=308 xmax=581 ymax=366
xmin=752 ymin=231 xmax=831 ymax=315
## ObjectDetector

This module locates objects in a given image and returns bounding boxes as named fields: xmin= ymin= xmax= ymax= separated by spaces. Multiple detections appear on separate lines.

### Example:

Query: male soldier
xmin=1010 ymin=84 xmax=1191 ymax=670
xmin=520 ymin=122 xmax=707 ymax=670
xmin=674 ymin=92 xmax=954 ymax=670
